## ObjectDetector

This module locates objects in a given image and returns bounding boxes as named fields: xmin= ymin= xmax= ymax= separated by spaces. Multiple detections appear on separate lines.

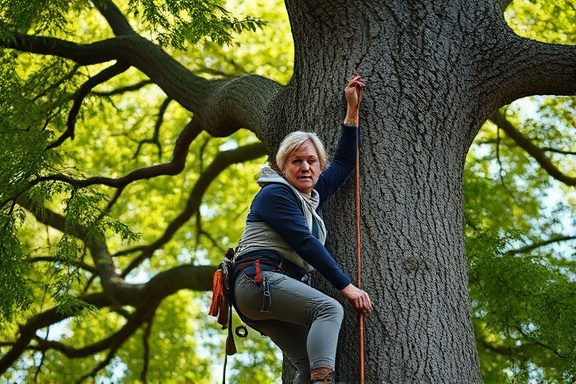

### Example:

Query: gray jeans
xmin=234 ymin=270 xmax=344 ymax=384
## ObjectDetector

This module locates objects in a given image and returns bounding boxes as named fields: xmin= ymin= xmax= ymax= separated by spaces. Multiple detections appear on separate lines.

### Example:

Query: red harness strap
xmin=254 ymin=259 xmax=263 ymax=285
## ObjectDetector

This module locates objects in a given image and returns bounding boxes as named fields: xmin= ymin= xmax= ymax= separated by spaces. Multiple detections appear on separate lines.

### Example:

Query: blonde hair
xmin=276 ymin=131 xmax=327 ymax=171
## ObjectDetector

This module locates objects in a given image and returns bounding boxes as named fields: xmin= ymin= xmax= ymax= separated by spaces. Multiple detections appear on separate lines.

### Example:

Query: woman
xmin=233 ymin=74 xmax=373 ymax=384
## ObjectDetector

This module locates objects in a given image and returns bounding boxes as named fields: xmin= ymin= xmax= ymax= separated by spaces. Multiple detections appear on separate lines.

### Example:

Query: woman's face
xmin=281 ymin=139 xmax=321 ymax=195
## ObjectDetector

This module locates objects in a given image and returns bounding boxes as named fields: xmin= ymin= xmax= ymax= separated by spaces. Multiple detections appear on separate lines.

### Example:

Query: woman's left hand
xmin=344 ymin=74 xmax=365 ymax=109
xmin=340 ymin=283 xmax=373 ymax=315
xmin=343 ymin=74 xmax=365 ymax=125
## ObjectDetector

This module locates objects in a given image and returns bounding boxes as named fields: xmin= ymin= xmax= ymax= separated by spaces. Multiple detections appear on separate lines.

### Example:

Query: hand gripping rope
xmin=353 ymin=72 xmax=365 ymax=384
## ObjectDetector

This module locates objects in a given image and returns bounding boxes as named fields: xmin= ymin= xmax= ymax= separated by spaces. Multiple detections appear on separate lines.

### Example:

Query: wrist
xmin=339 ymin=283 xmax=353 ymax=292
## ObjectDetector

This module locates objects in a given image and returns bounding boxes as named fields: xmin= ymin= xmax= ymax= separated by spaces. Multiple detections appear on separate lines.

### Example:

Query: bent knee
xmin=315 ymin=296 xmax=344 ymax=322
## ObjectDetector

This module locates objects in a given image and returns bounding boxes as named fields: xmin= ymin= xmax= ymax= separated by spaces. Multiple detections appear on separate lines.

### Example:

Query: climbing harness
xmin=353 ymin=72 xmax=365 ymax=384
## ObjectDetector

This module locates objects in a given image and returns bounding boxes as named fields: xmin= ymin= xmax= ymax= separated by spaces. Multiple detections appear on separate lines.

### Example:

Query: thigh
xmin=235 ymin=271 xmax=336 ymax=327
xmin=234 ymin=272 xmax=318 ymax=374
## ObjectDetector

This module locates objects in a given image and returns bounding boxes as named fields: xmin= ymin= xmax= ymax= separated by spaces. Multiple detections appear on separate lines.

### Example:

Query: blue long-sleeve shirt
xmin=239 ymin=125 xmax=358 ymax=290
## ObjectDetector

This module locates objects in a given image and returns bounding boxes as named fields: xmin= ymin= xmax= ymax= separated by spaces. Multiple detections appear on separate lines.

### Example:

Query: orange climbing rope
xmin=353 ymin=72 xmax=365 ymax=384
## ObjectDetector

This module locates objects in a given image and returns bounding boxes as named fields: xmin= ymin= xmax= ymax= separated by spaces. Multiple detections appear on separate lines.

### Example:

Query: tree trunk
xmin=271 ymin=0 xmax=508 ymax=382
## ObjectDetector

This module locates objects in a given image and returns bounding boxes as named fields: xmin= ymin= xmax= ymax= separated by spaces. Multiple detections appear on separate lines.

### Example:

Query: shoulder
xmin=258 ymin=183 xmax=294 ymax=197
xmin=254 ymin=183 xmax=299 ymax=208
xmin=251 ymin=183 xmax=304 ymax=221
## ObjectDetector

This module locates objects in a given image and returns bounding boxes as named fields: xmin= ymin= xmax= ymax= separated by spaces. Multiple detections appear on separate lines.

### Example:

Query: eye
xmin=291 ymin=158 xmax=302 ymax=164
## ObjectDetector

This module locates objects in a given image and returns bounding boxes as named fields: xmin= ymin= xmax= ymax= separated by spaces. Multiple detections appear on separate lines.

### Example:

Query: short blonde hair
xmin=276 ymin=131 xmax=327 ymax=171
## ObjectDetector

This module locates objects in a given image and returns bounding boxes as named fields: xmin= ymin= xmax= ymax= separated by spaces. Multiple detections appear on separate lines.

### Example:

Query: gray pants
xmin=234 ymin=270 xmax=344 ymax=384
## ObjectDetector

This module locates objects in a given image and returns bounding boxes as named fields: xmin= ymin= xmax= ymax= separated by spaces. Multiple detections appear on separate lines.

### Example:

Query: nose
xmin=300 ymin=161 xmax=310 ymax=171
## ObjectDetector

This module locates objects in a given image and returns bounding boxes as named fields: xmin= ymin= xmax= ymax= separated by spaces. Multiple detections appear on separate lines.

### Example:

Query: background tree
xmin=0 ymin=0 xmax=575 ymax=383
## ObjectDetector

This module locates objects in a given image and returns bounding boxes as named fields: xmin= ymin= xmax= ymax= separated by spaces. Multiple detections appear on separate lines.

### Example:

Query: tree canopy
xmin=0 ymin=0 xmax=575 ymax=382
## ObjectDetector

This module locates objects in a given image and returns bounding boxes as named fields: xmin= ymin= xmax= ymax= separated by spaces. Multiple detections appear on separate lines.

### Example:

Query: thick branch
xmin=0 ymin=293 xmax=111 ymax=374
xmin=506 ymin=235 xmax=576 ymax=256
xmin=35 ymin=119 xmax=203 ymax=188
xmin=20 ymin=135 xmax=264 ymax=303
xmin=35 ymin=299 xmax=160 ymax=360
xmin=19 ymin=142 xmax=265 ymax=297
xmin=0 ymin=264 xmax=215 ymax=375
xmin=95 ymin=0 xmax=136 ymax=36
xmin=1 ymin=33 xmax=283 ymax=137
xmin=48 ymin=61 xmax=131 ymax=149
xmin=489 ymin=110 xmax=576 ymax=186
xmin=15 ymin=193 xmax=136 ymax=301
xmin=1 ymin=34 xmax=120 ymax=65
xmin=492 ymin=37 xmax=576 ymax=106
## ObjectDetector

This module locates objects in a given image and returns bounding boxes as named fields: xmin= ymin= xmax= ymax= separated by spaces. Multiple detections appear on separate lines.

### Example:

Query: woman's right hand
xmin=340 ymin=283 xmax=372 ymax=315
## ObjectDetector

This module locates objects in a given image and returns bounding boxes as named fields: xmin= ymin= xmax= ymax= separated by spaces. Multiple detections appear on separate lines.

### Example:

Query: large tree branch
xmin=48 ymin=61 xmax=131 ymax=149
xmin=32 ymin=299 xmax=160 ymax=368
xmin=19 ymin=137 xmax=264 ymax=304
xmin=1 ymin=34 xmax=120 ymax=65
xmin=15 ymin=193 xmax=137 ymax=301
xmin=506 ymin=234 xmax=576 ymax=256
xmin=95 ymin=0 xmax=136 ymax=36
xmin=490 ymin=35 xmax=576 ymax=108
xmin=34 ymin=119 xmax=203 ymax=188
xmin=0 ymin=263 xmax=215 ymax=376
xmin=489 ymin=110 xmax=576 ymax=186
xmin=1 ymin=33 xmax=283 ymax=138
xmin=0 ymin=293 xmax=112 ymax=374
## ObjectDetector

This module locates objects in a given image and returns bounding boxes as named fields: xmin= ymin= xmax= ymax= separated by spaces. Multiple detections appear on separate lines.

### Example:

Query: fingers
xmin=352 ymin=289 xmax=372 ymax=315
xmin=345 ymin=75 xmax=365 ymax=112
xmin=346 ymin=80 xmax=365 ymax=92
xmin=340 ymin=284 xmax=373 ymax=314
xmin=348 ymin=73 xmax=360 ymax=83
xmin=347 ymin=73 xmax=366 ymax=89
